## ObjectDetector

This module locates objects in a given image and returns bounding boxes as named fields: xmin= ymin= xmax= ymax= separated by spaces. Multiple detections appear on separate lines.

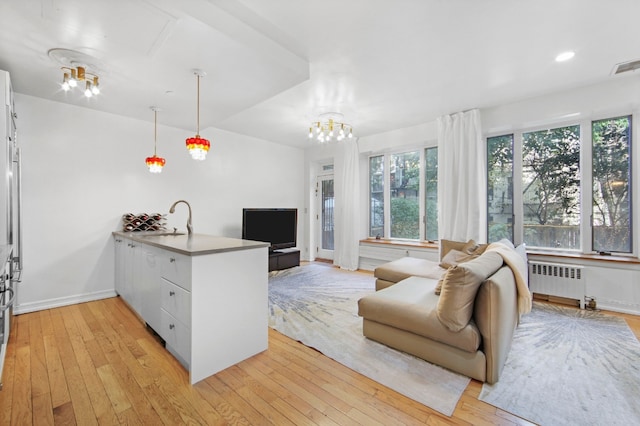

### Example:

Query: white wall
xmin=15 ymin=94 xmax=304 ymax=313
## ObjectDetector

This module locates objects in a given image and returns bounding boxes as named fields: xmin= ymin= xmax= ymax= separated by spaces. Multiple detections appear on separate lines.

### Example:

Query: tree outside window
xmin=369 ymin=156 xmax=384 ymax=238
xmin=425 ymin=147 xmax=438 ymax=241
xmin=522 ymin=125 xmax=581 ymax=249
xmin=487 ymin=135 xmax=514 ymax=243
xmin=390 ymin=151 xmax=420 ymax=239
xmin=592 ymin=116 xmax=632 ymax=253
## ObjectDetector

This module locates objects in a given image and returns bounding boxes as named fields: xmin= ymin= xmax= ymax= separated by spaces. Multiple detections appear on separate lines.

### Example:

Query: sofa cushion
xmin=374 ymin=257 xmax=446 ymax=284
xmin=437 ymin=251 xmax=504 ymax=332
xmin=358 ymin=276 xmax=482 ymax=353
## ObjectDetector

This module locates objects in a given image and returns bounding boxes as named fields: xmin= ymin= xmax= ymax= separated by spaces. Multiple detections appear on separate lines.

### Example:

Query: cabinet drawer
xmin=161 ymin=278 xmax=191 ymax=327
xmin=161 ymin=309 xmax=191 ymax=367
xmin=160 ymin=252 xmax=192 ymax=290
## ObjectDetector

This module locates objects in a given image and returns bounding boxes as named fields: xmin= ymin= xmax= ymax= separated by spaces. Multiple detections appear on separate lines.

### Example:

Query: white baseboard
xmin=14 ymin=290 xmax=118 ymax=315
xmin=595 ymin=299 xmax=640 ymax=316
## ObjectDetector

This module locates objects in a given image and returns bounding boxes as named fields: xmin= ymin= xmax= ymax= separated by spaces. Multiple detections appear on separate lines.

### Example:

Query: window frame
xmin=485 ymin=112 xmax=637 ymax=257
xmin=367 ymin=145 xmax=437 ymax=242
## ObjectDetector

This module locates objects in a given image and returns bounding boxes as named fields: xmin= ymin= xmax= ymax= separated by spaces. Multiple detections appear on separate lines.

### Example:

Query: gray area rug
xmin=479 ymin=302 xmax=640 ymax=425
xmin=268 ymin=263 xmax=471 ymax=416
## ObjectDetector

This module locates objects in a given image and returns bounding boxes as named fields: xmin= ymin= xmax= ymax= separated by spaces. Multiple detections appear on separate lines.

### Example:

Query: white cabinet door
xmin=123 ymin=239 xmax=142 ymax=313
xmin=161 ymin=308 xmax=191 ymax=367
xmin=139 ymin=245 xmax=162 ymax=332
xmin=160 ymin=252 xmax=192 ymax=291
xmin=160 ymin=278 xmax=191 ymax=327
xmin=114 ymin=236 xmax=126 ymax=295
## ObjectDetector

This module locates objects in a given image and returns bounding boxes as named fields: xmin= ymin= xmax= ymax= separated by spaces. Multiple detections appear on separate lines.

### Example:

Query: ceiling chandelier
xmin=308 ymin=112 xmax=354 ymax=143
xmin=48 ymin=48 xmax=103 ymax=98
xmin=145 ymin=107 xmax=166 ymax=173
xmin=60 ymin=65 xmax=100 ymax=97
xmin=186 ymin=69 xmax=210 ymax=161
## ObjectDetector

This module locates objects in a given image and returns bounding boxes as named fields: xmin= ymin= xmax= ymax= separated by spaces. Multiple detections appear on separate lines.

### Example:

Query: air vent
xmin=612 ymin=59 xmax=640 ymax=75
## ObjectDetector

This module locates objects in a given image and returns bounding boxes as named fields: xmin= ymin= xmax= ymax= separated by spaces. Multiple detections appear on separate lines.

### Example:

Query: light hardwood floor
xmin=1 ymin=294 xmax=638 ymax=425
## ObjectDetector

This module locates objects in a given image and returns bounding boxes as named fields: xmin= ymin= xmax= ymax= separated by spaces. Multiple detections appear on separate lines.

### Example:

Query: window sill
xmin=526 ymin=250 xmax=640 ymax=265
xmin=359 ymin=238 xmax=439 ymax=249
xmin=359 ymin=239 xmax=640 ymax=264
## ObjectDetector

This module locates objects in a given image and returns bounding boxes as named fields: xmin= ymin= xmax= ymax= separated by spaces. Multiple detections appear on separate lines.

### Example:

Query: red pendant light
xmin=186 ymin=70 xmax=210 ymax=160
xmin=146 ymin=107 xmax=166 ymax=173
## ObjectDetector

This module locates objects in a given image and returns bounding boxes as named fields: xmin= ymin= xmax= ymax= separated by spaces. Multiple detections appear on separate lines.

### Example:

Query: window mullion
xmin=581 ymin=119 xmax=593 ymax=253
xmin=419 ymin=148 xmax=426 ymax=240
xmin=513 ymin=132 xmax=524 ymax=246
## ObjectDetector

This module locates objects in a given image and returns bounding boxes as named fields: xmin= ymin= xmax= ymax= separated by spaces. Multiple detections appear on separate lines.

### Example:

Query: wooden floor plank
xmin=54 ymin=310 xmax=98 ymax=426
xmin=32 ymin=392 xmax=54 ymax=426
xmin=0 ymin=322 xmax=16 ymax=425
xmin=1 ymin=295 xmax=637 ymax=426
xmin=10 ymin=345 xmax=32 ymax=425
xmin=52 ymin=401 xmax=76 ymax=425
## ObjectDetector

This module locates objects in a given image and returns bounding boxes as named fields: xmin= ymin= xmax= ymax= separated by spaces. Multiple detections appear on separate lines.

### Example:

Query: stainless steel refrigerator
xmin=0 ymin=69 xmax=21 ymax=389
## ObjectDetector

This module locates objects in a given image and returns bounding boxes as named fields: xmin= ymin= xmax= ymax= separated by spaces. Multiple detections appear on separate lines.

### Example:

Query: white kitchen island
xmin=113 ymin=232 xmax=269 ymax=384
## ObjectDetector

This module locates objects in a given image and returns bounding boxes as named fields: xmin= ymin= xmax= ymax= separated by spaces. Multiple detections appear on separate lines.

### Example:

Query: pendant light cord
xmin=154 ymin=109 xmax=158 ymax=156
xmin=196 ymin=74 xmax=201 ymax=136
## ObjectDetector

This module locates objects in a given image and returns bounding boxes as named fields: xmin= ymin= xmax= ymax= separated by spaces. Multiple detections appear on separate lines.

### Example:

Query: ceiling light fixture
xmin=60 ymin=65 xmax=100 ymax=97
xmin=49 ymin=49 xmax=105 ymax=98
xmin=186 ymin=69 xmax=210 ymax=161
xmin=308 ymin=112 xmax=354 ymax=143
xmin=555 ymin=51 xmax=575 ymax=62
xmin=146 ymin=107 xmax=166 ymax=173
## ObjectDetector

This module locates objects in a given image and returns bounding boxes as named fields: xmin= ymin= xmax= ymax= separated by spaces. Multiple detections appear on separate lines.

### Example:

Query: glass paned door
xmin=317 ymin=175 xmax=334 ymax=259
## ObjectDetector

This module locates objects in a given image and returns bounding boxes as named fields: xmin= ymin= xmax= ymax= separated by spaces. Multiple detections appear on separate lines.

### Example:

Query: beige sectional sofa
xmin=358 ymin=240 xmax=529 ymax=384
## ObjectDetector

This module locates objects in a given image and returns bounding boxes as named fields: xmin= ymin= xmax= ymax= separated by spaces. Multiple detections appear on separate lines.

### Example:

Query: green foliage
xmin=391 ymin=197 xmax=419 ymax=239
xmin=592 ymin=116 xmax=631 ymax=251
xmin=488 ymin=223 xmax=512 ymax=242
xmin=522 ymin=125 xmax=581 ymax=226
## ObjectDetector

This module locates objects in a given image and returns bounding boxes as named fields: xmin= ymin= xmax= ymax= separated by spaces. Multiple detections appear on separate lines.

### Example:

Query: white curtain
xmin=333 ymin=138 xmax=361 ymax=270
xmin=437 ymin=109 xmax=487 ymax=243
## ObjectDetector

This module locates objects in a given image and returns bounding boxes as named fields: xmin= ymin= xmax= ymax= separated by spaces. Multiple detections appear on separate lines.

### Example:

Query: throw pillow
xmin=436 ymin=244 xmax=490 ymax=296
xmin=436 ymin=251 xmax=504 ymax=332
xmin=439 ymin=238 xmax=477 ymax=262
xmin=439 ymin=249 xmax=466 ymax=269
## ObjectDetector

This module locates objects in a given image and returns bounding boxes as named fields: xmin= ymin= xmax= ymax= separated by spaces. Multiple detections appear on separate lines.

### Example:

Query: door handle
xmin=0 ymin=287 xmax=15 ymax=312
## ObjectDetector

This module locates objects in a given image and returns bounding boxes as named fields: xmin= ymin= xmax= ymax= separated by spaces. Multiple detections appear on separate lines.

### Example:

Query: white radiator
xmin=528 ymin=261 xmax=586 ymax=309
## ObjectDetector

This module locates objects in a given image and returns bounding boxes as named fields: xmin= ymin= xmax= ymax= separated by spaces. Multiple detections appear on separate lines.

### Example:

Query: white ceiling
xmin=1 ymin=0 xmax=639 ymax=148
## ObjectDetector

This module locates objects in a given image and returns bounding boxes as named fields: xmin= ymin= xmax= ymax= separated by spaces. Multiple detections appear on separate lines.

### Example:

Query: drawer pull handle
xmin=169 ymin=291 xmax=175 ymax=296
xmin=170 ymin=258 xmax=176 ymax=263
xmin=169 ymin=324 xmax=175 ymax=330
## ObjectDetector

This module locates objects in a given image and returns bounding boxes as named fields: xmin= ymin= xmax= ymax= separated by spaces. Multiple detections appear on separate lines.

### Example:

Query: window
xmin=487 ymin=135 xmax=514 ymax=243
xmin=592 ymin=116 xmax=632 ymax=253
xmin=390 ymin=151 xmax=420 ymax=239
xmin=522 ymin=125 xmax=581 ymax=249
xmin=368 ymin=148 xmax=438 ymax=241
xmin=486 ymin=115 xmax=633 ymax=253
xmin=369 ymin=156 xmax=384 ymax=238
xmin=425 ymin=147 xmax=438 ymax=241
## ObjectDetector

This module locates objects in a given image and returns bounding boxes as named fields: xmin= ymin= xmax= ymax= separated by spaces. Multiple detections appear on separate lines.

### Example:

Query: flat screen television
xmin=242 ymin=208 xmax=297 ymax=251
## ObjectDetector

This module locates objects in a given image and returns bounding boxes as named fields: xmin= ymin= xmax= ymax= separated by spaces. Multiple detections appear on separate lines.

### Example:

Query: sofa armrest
xmin=473 ymin=266 xmax=519 ymax=384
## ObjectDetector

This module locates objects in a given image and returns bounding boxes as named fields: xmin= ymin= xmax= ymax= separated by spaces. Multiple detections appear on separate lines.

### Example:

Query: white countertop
xmin=113 ymin=232 xmax=269 ymax=256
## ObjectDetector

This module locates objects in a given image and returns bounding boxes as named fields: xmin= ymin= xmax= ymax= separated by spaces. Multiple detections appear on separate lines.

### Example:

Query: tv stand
xmin=269 ymin=248 xmax=300 ymax=272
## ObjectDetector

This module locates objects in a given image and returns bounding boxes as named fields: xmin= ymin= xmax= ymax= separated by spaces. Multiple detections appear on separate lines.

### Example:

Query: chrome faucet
xmin=169 ymin=200 xmax=193 ymax=236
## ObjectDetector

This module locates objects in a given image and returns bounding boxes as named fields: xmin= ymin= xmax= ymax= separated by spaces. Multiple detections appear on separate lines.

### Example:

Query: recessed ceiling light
xmin=555 ymin=51 xmax=575 ymax=62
